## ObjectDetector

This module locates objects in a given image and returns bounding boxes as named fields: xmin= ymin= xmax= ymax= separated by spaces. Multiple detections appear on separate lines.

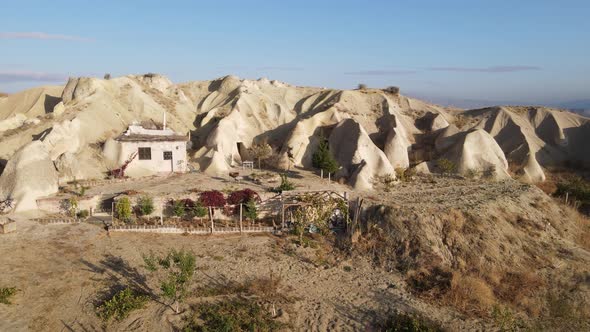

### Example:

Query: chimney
xmin=163 ymin=111 xmax=167 ymax=131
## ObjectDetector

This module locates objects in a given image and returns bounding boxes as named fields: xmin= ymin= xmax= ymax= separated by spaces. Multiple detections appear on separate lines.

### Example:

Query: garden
xmin=112 ymin=188 xmax=274 ymax=229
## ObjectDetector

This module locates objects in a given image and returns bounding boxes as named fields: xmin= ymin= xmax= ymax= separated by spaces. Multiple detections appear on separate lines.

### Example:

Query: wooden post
xmin=239 ymin=204 xmax=243 ymax=233
xmin=281 ymin=204 xmax=285 ymax=229
xmin=328 ymin=172 xmax=331 ymax=183
xmin=320 ymin=169 xmax=323 ymax=179
xmin=565 ymin=192 xmax=569 ymax=205
xmin=209 ymin=207 xmax=214 ymax=233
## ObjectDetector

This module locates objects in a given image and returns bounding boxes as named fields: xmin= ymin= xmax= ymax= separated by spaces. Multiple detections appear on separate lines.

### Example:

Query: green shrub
xmin=273 ymin=174 xmax=295 ymax=193
xmin=171 ymin=200 xmax=186 ymax=218
xmin=0 ymin=287 xmax=18 ymax=305
xmin=135 ymin=195 xmax=154 ymax=216
xmin=115 ymin=197 xmax=133 ymax=223
xmin=243 ymin=198 xmax=258 ymax=221
xmin=76 ymin=210 xmax=89 ymax=219
xmin=554 ymin=177 xmax=590 ymax=213
xmin=96 ymin=288 xmax=149 ymax=321
xmin=491 ymin=305 xmax=526 ymax=332
xmin=183 ymin=298 xmax=285 ymax=332
xmin=192 ymin=201 xmax=208 ymax=218
xmin=395 ymin=167 xmax=416 ymax=182
xmin=143 ymin=249 xmax=196 ymax=314
xmin=465 ymin=168 xmax=481 ymax=179
xmin=312 ymin=138 xmax=339 ymax=174
xmin=436 ymin=158 xmax=456 ymax=175
xmin=378 ymin=311 xmax=443 ymax=332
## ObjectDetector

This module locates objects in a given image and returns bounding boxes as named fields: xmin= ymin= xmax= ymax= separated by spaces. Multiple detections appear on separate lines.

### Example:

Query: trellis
xmin=279 ymin=190 xmax=350 ymax=231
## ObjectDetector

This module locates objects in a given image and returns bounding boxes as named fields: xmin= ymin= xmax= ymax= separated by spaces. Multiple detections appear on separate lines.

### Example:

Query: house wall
xmin=119 ymin=141 xmax=187 ymax=177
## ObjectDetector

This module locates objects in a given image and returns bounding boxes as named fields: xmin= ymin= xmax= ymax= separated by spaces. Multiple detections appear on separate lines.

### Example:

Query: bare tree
xmin=248 ymin=143 xmax=273 ymax=169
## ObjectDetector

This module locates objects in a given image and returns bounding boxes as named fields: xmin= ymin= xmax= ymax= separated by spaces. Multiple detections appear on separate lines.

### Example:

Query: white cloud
xmin=0 ymin=32 xmax=92 ymax=42
xmin=0 ymin=71 xmax=69 ymax=83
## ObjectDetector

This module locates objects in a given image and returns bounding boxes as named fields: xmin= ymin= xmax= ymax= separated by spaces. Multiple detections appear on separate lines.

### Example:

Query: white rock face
xmin=0 ymin=113 xmax=27 ymax=132
xmin=279 ymin=108 xmax=346 ymax=169
xmin=444 ymin=129 xmax=510 ymax=179
xmin=0 ymin=141 xmax=58 ymax=212
xmin=54 ymin=152 xmax=82 ymax=183
xmin=42 ymin=119 xmax=82 ymax=160
xmin=329 ymin=119 xmax=395 ymax=190
xmin=52 ymin=101 xmax=65 ymax=116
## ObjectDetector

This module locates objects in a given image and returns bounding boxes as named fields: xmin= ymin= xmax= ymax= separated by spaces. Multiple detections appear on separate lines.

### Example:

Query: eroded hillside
xmin=0 ymin=74 xmax=589 ymax=211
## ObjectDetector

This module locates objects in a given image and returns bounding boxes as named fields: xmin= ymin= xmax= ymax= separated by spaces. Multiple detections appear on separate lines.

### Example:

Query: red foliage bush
xmin=199 ymin=190 xmax=226 ymax=207
xmin=227 ymin=189 xmax=260 ymax=205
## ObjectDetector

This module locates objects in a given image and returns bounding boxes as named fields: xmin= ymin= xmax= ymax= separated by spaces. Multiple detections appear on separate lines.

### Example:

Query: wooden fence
xmin=108 ymin=224 xmax=276 ymax=235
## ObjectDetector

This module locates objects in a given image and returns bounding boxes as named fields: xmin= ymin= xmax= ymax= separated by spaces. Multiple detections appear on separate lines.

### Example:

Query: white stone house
xmin=114 ymin=123 xmax=189 ymax=177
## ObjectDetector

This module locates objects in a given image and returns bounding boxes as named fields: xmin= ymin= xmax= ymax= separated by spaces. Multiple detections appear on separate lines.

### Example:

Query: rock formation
xmin=0 ymin=74 xmax=588 ymax=211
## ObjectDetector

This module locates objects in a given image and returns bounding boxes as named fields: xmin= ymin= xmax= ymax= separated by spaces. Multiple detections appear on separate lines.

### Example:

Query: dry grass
xmin=446 ymin=273 xmax=496 ymax=316
xmin=535 ymin=180 xmax=558 ymax=195
xmin=494 ymin=271 xmax=545 ymax=316
xmin=575 ymin=214 xmax=590 ymax=250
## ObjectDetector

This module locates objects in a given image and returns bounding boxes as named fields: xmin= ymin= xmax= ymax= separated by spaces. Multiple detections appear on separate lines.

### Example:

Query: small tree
xmin=243 ymin=198 xmax=258 ymax=221
xmin=171 ymin=200 xmax=186 ymax=218
xmin=135 ymin=195 xmax=154 ymax=217
xmin=312 ymin=138 xmax=339 ymax=175
xmin=227 ymin=189 xmax=260 ymax=205
xmin=115 ymin=197 xmax=133 ymax=223
xmin=104 ymin=73 xmax=111 ymax=80
xmin=248 ymin=143 xmax=273 ymax=169
xmin=143 ymin=249 xmax=196 ymax=314
xmin=358 ymin=83 xmax=367 ymax=90
xmin=199 ymin=190 xmax=226 ymax=207
xmin=192 ymin=201 xmax=208 ymax=219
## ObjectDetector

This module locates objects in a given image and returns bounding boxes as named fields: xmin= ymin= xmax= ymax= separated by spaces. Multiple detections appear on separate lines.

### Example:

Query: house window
xmin=138 ymin=147 xmax=151 ymax=160
xmin=163 ymin=151 xmax=172 ymax=160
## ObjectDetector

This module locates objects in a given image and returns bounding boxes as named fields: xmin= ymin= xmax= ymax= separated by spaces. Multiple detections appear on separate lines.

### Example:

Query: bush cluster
xmin=169 ymin=199 xmax=208 ymax=219
xmin=0 ymin=287 xmax=18 ymax=305
xmin=183 ymin=298 xmax=284 ymax=332
xmin=272 ymin=174 xmax=295 ymax=193
xmin=96 ymin=288 xmax=149 ymax=321
xmin=227 ymin=188 xmax=260 ymax=205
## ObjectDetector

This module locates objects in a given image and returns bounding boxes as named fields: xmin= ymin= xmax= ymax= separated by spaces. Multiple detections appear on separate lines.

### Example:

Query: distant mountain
xmin=409 ymin=94 xmax=590 ymax=116
xmin=407 ymin=94 xmax=529 ymax=110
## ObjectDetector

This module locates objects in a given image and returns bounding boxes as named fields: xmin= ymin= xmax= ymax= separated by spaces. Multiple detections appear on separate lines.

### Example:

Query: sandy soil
xmin=0 ymin=217 xmax=484 ymax=331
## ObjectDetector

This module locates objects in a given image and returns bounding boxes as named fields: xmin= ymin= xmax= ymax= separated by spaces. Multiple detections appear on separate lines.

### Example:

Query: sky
xmin=1 ymin=0 xmax=589 ymax=107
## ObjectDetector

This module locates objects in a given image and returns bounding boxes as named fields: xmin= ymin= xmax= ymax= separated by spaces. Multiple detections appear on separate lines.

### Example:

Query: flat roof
xmin=115 ymin=134 xmax=189 ymax=142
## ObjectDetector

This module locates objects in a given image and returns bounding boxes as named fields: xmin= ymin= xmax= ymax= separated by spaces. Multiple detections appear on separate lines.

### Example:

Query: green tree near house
xmin=312 ymin=137 xmax=339 ymax=175
xmin=243 ymin=198 xmax=258 ymax=221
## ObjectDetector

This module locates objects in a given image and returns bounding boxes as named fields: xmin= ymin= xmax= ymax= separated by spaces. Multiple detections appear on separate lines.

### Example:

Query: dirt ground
xmin=0 ymin=216 xmax=488 ymax=332
xmin=2 ymin=171 xmax=588 ymax=331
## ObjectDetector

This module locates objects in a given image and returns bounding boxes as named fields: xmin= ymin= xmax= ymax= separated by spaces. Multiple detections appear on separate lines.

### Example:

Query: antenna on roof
xmin=163 ymin=111 xmax=167 ymax=131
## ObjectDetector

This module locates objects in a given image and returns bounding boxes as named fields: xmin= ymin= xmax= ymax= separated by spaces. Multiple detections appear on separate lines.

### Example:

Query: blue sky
xmin=1 ymin=0 xmax=589 ymax=106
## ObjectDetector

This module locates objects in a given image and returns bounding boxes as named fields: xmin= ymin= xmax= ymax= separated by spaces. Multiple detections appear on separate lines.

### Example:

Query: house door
xmin=163 ymin=151 xmax=173 ymax=172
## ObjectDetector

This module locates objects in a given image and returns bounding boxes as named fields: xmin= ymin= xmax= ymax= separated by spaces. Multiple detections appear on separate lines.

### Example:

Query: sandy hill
xmin=0 ymin=74 xmax=588 ymax=211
